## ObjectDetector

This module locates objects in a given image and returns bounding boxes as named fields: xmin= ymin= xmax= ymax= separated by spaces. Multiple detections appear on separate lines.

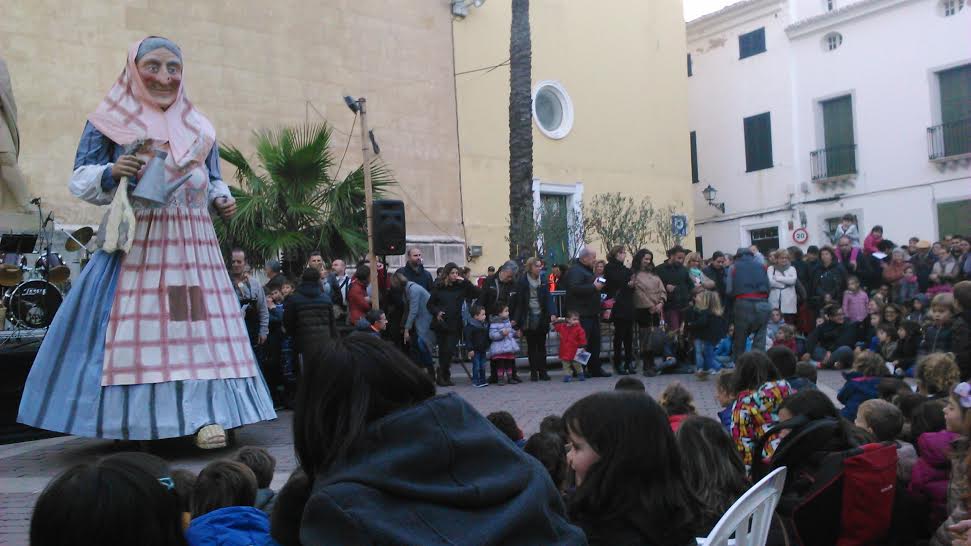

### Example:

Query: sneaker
xmin=708 ymin=369 xmax=719 ymax=375
xmin=530 ymin=372 xmax=538 ymax=382
xmin=563 ymin=376 xmax=572 ymax=383
xmin=509 ymin=375 xmax=523 ymax=384
xmin=539 ymin=372 xmax=551 ymax=381
xmin=475 ymin=382 xmax=488 ymax=388
xmin=578 ymin=373 xmax=586 ymax=382
xmin=695 ymin=369 xmax=707 ymax=380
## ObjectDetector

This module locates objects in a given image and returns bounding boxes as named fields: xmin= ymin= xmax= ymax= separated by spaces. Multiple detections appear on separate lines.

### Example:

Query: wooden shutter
xmin=744 ymin=113 xmax=773 ymax=172
xmin=690 ymin=131 xmax=699 ymax=183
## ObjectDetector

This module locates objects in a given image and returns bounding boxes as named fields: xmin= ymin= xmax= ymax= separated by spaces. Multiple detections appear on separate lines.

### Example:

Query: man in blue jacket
xmin=726 ymin=247 xmax=772 ymax=360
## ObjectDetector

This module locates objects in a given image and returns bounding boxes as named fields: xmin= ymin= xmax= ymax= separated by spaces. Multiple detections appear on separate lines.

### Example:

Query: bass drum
xmin=3 ymin=280 xmax=63 ymax=328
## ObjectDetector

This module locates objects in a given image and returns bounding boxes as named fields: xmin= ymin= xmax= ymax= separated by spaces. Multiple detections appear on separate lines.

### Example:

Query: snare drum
xmin=35 ymin=253 xmax=71 ymax=284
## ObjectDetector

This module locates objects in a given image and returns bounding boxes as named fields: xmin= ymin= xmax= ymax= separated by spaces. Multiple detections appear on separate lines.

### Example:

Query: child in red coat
xmin=553 ymin=311 xmax=586 ymax=382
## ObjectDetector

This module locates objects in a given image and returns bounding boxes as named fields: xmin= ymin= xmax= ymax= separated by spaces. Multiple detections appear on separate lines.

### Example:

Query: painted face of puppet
xmin=136 ymin=47 xmax=182 ymax=110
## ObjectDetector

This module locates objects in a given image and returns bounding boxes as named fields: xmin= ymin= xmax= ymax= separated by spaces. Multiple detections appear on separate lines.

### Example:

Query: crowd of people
xmin=29 ymin=217 xmax=971 ymax=545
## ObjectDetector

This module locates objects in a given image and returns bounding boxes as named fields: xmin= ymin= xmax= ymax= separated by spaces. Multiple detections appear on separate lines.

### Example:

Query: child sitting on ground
xmin=715 ymin=370 xmax=735 ymax=430
xmin=524 ymin=432 xmax=567 ymax=492
xmin=875 ymin=322 xmax=899 ymax=363
xmin=892 ymin=320 xmax=923 ymax=377
xmin=907 ymin=294 xmax=929 ymax=324
xmin=921 ymin=293 xmax=956 ymax=355
xmin=554 ymin=311 xmax=587 ymax=383
xmin=772 ymin=324 xmax=797 ymax=353
xmin=186 ymin=460 xmax=275 ymax=546
xmin=714 ymin=324 xmax=734 ymax=367
xmin=768 ymin=345 xmax=816 ymax=392
xmin=615 ymin=376 xmax=646 ymax=391
xmin=838 ymin=351 xmax=889 ymax=420
xmin=855 ymin=398 xmax=917 ymax=482
xmin=487 ymin=411 xmax=526 ymax=448
xmin=464 ymin=304 xmax=491 ymax=388
xmin=765 ymin=308 xmax=786 ymax=349
xmin=796 ymin=361 xmax=818 ymax=386
xmin=233 ymin=446 xmax=277 ymax=514
xmin=660 ymin=382 xmax=696 ymax=432
xmin=488 ymin=304 xmax=521 ymax=385
xmin=916 ymin=353 xmax=961 ymax=400
xmin=31 ymin=453 xmax=186 ymax=546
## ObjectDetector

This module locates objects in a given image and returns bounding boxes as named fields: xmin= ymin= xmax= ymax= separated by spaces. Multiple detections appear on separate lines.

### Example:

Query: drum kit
xmin=0 ymin=199 xmax=94 ymax=330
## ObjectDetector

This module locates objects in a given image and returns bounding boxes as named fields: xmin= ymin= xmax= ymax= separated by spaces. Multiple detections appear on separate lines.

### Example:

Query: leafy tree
xmin=586 ymin=193 xmax=655 ymax=256
xmin=215 ymin=123 xmax=394 ymax=274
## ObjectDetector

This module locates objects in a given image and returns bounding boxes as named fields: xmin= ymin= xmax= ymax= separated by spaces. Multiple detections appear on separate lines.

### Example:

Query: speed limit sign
xmin=792 ymin=227 xmax=809 ymax=245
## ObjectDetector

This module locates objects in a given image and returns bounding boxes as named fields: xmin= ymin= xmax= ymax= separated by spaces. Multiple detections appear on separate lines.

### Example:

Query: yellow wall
xmin=454 ymin=0 xmax=695 ymax=272
xmin=1 ymin=0 xmax=462 ymax=241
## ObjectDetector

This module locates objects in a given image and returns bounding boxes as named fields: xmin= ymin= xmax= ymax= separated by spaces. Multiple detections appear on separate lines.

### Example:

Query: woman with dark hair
xmin=631 ymin=249 xmax=667 ymax=377
xmin=604 ymin=245 xmax=636 ymax=375
xmin=677 ymin=416 xmax=749 ymax=535
xmin=292 ymin=334 xmax=584 ymax=544
xmin=346 ymin=264 xmax=371 ymax=326
xmin=31 ymin=452 xmax=187 ymax=546
xmin=511 ymin=257 xmax=555 ymax=381
xmin=730 ymin=351 xmax=794 ymax=469
xmin=563 ymin=391 xmax=704 ymax=545
xmin=428 ymin=262 xmax=479 ymax=386
xmin=811 ymin=246 xmax=848 ymax=315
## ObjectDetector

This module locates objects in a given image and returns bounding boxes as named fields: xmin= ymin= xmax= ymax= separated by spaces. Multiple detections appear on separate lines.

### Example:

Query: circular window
xmin=823 ymin=32 xmax=843 ymax=51
xmin=532 ymin=81 xmax=574 ymax=139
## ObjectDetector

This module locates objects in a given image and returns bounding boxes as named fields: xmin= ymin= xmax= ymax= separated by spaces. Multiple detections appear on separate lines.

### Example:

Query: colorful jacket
xmin=731 ymin=379 xmax=794 ymax=468
xmin=488 ymin=317 xmax=519 ymax=358
xmin=553 ymin=321 xmax=587 ymax=362
xmin=842 ymin=290 xmax=870 ymax=323
xmin=910 ymin=430 xmax=960 ymax=534
xmin=836 ymin=371 xmax=881 ymax=420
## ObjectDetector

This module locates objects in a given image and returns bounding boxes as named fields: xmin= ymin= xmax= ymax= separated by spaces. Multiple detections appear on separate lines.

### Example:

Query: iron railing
xmin=928 ymin=118 xmax=971 ymax=160
xmin=810 ymin=144 xmax=857 ymax=181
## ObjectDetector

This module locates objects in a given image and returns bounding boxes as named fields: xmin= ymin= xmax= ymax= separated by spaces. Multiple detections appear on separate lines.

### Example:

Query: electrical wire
xmin=455 ymin=58 xmax=510 ymax=77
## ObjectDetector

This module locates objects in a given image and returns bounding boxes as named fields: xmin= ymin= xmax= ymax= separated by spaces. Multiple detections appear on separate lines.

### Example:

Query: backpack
xmin=752 ymin=417 xmax=898 ymax=546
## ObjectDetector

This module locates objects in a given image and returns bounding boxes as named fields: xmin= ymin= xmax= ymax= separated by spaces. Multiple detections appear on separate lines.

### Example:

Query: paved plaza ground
xmin=0 ymin=366 xmax=848 ymax=545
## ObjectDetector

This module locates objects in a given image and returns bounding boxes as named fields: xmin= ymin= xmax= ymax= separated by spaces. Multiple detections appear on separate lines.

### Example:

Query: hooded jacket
xmin=186 ymin=506 xmax=278 ymax=546
xmin=463 ymin=317 xmax=491 ymax=354
xmin=427 ymin=279 xmax=479 ymax=334
xmin=283 ymin=281 xmax=336 ymax=356
xmin=554 ymin=321 xmax=588 ymax=361
xmin=909 ymin=430 xmax=960 ymax=531
xmin=299 ymin=394 xmax=586 ymax=545
xmin=488 ymin=316 xmax=520 ymax=358
xmin=731 ymin=379 xmax=794 ymax=467
xmin=836 ymin=371 xmax=881 ymax=420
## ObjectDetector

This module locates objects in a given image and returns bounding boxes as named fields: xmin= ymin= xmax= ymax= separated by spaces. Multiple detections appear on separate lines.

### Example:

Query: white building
xmin=687 ymin=0 xmax=971 ymax=256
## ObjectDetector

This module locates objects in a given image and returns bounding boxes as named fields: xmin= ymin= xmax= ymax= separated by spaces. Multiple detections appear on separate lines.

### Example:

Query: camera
xmin=596 ymin=276 xmax=606 ymax=284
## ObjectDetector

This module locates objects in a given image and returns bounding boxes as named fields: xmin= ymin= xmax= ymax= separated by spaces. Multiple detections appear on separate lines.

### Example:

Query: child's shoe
xmin=578 ymin=372 xmax=586 ymax=382
xmin=695 ymin=369 xmax=708 ymax=380
xmin=508 ymin=372 xmax=522 ymax=384
xmin=563 ymin=376 xmax=572 ymax=383
xmin=498 ymin=372 xmax=506 ymax=386
xmin=475 ymin=382 xmax=488 ymax=388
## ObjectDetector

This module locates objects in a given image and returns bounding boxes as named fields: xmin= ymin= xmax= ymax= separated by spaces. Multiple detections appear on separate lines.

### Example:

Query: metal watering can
xmin=131 ymin=150 xmax=190 ymax=207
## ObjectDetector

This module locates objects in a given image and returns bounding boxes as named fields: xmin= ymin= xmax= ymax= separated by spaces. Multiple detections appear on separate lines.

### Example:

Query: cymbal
xmin=65 ymin=226 xmax=95 ymax=252
xmin=0 ymin=268 xmax=22 ymax=287
xmin=48 ymin=265 xmax=71 ymax=284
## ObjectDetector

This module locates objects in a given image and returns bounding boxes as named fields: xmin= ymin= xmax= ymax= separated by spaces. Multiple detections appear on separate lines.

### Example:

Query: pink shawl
xmin=87 ymin=37 xmax=215 ymax=167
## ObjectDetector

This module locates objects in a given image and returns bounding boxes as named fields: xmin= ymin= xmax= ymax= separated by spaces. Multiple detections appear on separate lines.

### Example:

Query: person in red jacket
xmin=553 ymin=311 xmax=586 ymax=382
xmin=347 ymin=265 xmax=372 ymax=326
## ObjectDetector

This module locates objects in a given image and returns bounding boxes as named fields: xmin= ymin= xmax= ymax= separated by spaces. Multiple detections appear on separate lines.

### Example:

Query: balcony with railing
xmin=810 ymin=144 xmax=857 ymax=181
xmin=928 ymin=118 xmax=971 ymax=161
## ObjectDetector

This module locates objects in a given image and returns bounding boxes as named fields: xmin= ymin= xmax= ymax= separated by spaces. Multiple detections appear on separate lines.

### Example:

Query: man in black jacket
xmin=655 ymin=246 xmax=693 ymax=331
xmin=284 ymin=268 xmax=337 ymax=374
xmin=396 ymin=247 xmax=434 ymax=291
xmin=563 ymin=246 xmax=609 ymax=377
xmin=479 ymin=260 xmax=519 ymax=316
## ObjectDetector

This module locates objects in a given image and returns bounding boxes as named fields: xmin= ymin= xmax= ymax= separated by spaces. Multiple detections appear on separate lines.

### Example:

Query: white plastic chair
xmin=697 ymin=466 xmax=787 ymax=546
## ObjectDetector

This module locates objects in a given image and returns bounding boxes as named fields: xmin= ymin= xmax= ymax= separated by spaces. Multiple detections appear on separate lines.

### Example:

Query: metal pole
xmin=357 ymin=97 xmax=379 ymax=309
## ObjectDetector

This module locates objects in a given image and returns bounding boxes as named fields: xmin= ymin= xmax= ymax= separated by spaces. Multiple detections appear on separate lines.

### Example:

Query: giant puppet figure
xmin=18 ymin=37 xmax=276 ymax=448
xmin=0 ymin=57 xmax=31 ymax=211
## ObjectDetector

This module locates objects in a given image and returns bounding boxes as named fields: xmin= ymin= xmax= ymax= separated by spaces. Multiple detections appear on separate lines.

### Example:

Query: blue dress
xmin=17 ymin=123 xmax=276 ymax=440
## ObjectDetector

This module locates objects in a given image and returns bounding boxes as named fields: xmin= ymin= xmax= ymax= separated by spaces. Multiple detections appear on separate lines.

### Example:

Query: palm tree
xmin=215 ymin=123 xmax=394 ymax=274
xmin=508 ymin=0 xmax=533 ymax=260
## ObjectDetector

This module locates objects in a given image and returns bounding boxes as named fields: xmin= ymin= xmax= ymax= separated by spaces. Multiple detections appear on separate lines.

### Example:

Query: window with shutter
xmin=938 ymin=64 xmax=971 ymax=156
xmin=743 ymin=113 xmax=773 ymax=172
xmin=739 ymin=28 xmax=766 ymax=59
xmin=690 ymin=131 xmax=699 ymax=183
xmin=687 ymin=54 xmax=693 ymax=77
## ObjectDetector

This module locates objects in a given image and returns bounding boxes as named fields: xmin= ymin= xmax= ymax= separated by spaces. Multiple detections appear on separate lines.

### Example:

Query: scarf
xmin=87 ymin=37 xmax=215 ymax=167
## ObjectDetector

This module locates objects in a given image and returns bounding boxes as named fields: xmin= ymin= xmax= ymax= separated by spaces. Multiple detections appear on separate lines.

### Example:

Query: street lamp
xmin=451 ymin=0 xmax=486 ymax=19
xmin=702 ymin=184 xmax=726 ymax=213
